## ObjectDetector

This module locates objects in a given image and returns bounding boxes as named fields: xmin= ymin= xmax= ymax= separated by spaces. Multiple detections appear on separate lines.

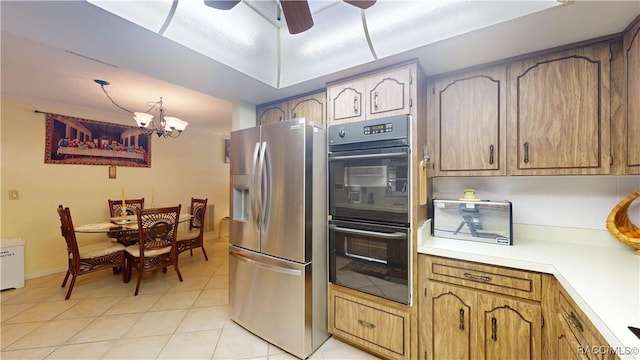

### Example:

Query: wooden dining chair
xmin=57 ymin=205 xmax=125 ymax=300
xmin=123 ymin=205 xmax=183 ymax=296
xmin=108 ymin=198 xmax=145 ymax=245
xmin=177 ymin=198 xmax=208 ymax=261
xmin=108 ymin=198 xmax=145 ymax=217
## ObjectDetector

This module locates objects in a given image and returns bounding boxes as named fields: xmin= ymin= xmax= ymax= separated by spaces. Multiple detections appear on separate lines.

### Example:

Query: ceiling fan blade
xmin=203 ymin=0 xmax=240 ymax=10
xmin=280 ymin=0 xmax=314 ymax=34
xmin=344 ymin=0 xmax=376 ymax=10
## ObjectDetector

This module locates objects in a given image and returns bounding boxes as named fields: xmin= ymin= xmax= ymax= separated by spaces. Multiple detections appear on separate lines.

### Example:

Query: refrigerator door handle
xmin=329 ymin=224 xmax=407 ymax=240
xmin=250 ymin=142 xmax=261 ymax=230
xmin=230 ymin=249 xmax=302 ymax=276
xmin=258 ymin=141 xmax=269 ymax=228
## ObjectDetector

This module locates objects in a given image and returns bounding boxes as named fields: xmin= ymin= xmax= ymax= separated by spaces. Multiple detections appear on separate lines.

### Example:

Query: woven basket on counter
xmin=606 ymin=191 xmax=640 ymax=255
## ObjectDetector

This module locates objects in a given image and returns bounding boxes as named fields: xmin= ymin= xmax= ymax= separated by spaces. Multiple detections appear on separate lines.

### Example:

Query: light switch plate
xmin=9 ymin=190 xmax=19 ymax=200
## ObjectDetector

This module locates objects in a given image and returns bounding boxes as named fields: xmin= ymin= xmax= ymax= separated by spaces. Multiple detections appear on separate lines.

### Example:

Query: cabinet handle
xmin=374 ymin=91 xmax=379 ymax=111
xmin=489 ymin=144 xmax=495 ymax=165
xmin=491 ymin=317 xmax=498 ymax=341
xmin=523 ymin=142 xmax=529 ymax=164
xmin=463 ymin=272 xmax=492 ymax=282
xmin=459 ymin=308 xmax=465 ymax=330
xmin=358 ymin=319 xmax=376 ymax=329
xmin=293 ymin=112 xmax=296 ymax=118
xmin=567 ymin=311 xmax=584 ymax=333
xmin=353 ymin=96 xmax=359 ymax=114
xmin=279 ymin=116 xmax=283 ymax=122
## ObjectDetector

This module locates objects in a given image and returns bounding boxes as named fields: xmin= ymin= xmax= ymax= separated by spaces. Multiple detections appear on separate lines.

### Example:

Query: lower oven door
xmin=329 ymin=220 xmax=410 ymax=304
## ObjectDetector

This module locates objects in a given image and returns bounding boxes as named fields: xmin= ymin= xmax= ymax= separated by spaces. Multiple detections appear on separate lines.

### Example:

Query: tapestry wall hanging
xmin=44 ymin=112 xmax=151 ymax=167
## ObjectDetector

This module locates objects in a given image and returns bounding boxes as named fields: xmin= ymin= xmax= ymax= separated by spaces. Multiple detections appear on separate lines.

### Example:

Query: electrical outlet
xmin=9 ymin=190 xmax=19 ymax=200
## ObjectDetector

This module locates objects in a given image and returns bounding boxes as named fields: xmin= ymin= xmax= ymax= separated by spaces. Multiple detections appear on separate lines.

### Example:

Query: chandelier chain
xmin=98 ymin=84 xmax=133 ymax=114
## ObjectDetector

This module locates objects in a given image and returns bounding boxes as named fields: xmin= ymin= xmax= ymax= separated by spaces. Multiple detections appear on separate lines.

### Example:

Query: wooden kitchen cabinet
xmin=328 ymin=283 xmax=411 ymax=360
xmin=256 ymin=90 xmax=326 ymax=127
xmin=419 ymin=255 xmax=545 ymax=360
xmin=429 ymin=65 xmax=507 ymax=176
xmin=507 ymin=42 xmax=611 ymax=175
xmin=256 ymin=100 xmax=288 ymax=125
xmin=288 ymin=91 xmax=326 ymax=127
xmin=623 ymin=18 xmax=640 ymax=174
xmin=555 ymin=287 xmax=617 ymax=360
xmin=327 ymin=63 xmax=415 ymax=127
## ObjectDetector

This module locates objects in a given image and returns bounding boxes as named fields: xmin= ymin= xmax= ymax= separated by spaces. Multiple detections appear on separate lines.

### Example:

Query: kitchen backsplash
xmin=432 ymin=176 xmax=640 ymax=231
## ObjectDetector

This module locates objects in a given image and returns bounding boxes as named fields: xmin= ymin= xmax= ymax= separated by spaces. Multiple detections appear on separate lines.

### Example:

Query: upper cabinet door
xmin=327 ymin=78 xmax=366 ymax=126
xmin=508 ymin=42 xmax=611 ymax=175
xmin=432 ymin=65 xmax=507 ymax=176
xmin=288 ymin=91 xmax=326 ymax=127
xmin=366 ymin=66 xmax=413 ymax=120
xmin=257 ymin=101 xmax=288 ymax=125
xmin=327 ymin=63 xmax=418 ymax=127
xmin=624 ymin=19 xmax=640 ymax=174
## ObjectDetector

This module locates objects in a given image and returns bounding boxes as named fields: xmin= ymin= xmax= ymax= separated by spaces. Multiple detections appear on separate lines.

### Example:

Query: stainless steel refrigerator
xmin=229 ymin=118 xmax=328 ymax=359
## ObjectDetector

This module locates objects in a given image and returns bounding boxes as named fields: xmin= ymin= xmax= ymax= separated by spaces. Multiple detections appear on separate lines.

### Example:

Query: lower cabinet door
xmin=423 ymin=281 xmax=476 ymax=360
xmin=477 ymin=293 xmax=543 ymax=360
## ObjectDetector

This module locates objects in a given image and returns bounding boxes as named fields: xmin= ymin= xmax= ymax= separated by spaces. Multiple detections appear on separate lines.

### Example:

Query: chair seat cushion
xmin=124 ymin=244 xmax=172 ymax=257
xmin=177 ymin=229 xmax=200 ymax=241
xmin=77 ymin=242 xmax=125 ymax=259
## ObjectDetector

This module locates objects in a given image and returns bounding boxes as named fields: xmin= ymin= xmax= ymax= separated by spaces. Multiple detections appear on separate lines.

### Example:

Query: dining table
xmin=74 ymin=213 xmax=193 ymax=246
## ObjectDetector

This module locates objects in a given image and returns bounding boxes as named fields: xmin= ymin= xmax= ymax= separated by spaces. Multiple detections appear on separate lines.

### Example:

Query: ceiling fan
xmin=203 ymin=0 xmax=376 ymax=34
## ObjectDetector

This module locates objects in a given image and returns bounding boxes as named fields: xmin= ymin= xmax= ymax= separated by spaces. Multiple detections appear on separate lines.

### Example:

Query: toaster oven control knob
xmin=338 ymin=128 xmax=346 ymax=138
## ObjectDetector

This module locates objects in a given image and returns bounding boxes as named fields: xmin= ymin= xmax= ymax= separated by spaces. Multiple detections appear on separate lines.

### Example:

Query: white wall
xmin=0 ymin=97 xmax=231 ymax=278
xmin=433 ymin=176 xmax=640 ymax=230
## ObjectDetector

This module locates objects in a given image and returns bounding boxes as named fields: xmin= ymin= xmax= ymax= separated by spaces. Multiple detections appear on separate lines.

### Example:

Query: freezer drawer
xmin=229 ymin=246 xmax=322 ymax=359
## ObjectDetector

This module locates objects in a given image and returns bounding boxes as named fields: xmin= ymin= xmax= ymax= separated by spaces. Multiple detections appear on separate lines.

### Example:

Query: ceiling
xmin=1 ymin=1 xmax=639 ymax=135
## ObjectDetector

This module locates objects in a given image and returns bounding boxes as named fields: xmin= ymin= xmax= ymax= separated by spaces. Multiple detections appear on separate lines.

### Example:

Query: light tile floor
xmin=1 ymin=233 xmax=380 ymax=360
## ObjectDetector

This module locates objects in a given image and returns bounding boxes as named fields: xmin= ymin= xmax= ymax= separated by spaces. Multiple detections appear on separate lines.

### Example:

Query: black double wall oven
xmin=328 ymin=115 xmax=411 ymax=304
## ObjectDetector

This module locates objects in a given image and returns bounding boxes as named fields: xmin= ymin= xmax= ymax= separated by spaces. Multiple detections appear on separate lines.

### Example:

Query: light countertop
xmin=417 ymin=220 xmax=640 ymax=360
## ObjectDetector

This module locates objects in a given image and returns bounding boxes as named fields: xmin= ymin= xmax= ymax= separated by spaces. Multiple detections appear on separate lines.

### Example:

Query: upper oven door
xmin=329 ymin=146 xmax=410 ymax=225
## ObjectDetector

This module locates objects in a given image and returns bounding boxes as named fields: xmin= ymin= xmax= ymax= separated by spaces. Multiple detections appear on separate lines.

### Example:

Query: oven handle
xmin=344 ymin=242 xmax=388 ymax=264
xmin=329 ymin=224 xmax=407 ymax=240
xmin=328 ymin=152 xmax=408 ymax=161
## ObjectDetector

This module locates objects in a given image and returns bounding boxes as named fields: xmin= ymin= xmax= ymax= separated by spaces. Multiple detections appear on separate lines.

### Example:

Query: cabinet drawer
xmin=330 ymin=286 xmax=408 ymax=358
xmin=558 ymin=289 xmax=609 ymax=360
xmin=424 ymin=256 xmax=542 ymax=301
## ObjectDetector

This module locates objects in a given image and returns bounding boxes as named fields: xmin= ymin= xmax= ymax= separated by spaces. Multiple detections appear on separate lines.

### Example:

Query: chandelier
xmin=94 ymin=79 xmax=188 ymax=138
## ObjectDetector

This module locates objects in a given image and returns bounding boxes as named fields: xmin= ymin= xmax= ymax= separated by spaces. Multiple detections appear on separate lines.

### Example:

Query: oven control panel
xmin=328 ymin=114 xmax=409 ymax=149
xmin=364 ymin=123 xmax=393 ymax=135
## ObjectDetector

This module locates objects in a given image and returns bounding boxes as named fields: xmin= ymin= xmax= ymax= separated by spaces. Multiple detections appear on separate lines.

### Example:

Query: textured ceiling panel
xmin=366 ymin=0 xmax=562 ymax=59
xmin=279 ymin=2 xmax=374 ymax=87
xmin=163 ymin=1 xmax=279 ymax=87
xmin=88 ymin=0 xmax=175 ymax=33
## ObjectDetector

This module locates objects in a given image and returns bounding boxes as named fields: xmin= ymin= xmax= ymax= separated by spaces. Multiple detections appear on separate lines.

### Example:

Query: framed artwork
xmin=44 ymin=112 xmax=151 ymax=167
xmin=224 ymin=138 xmax=230 ymax=163
xmin=108 ymin=166 xmax=117 ymax=179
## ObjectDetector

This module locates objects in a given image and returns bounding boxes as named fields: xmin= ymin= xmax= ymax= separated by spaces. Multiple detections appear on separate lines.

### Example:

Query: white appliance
xmin=228 ymin=118 xmax=328 ymax=359
xmin=1 ymin=238 xmax=25 ymax=290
